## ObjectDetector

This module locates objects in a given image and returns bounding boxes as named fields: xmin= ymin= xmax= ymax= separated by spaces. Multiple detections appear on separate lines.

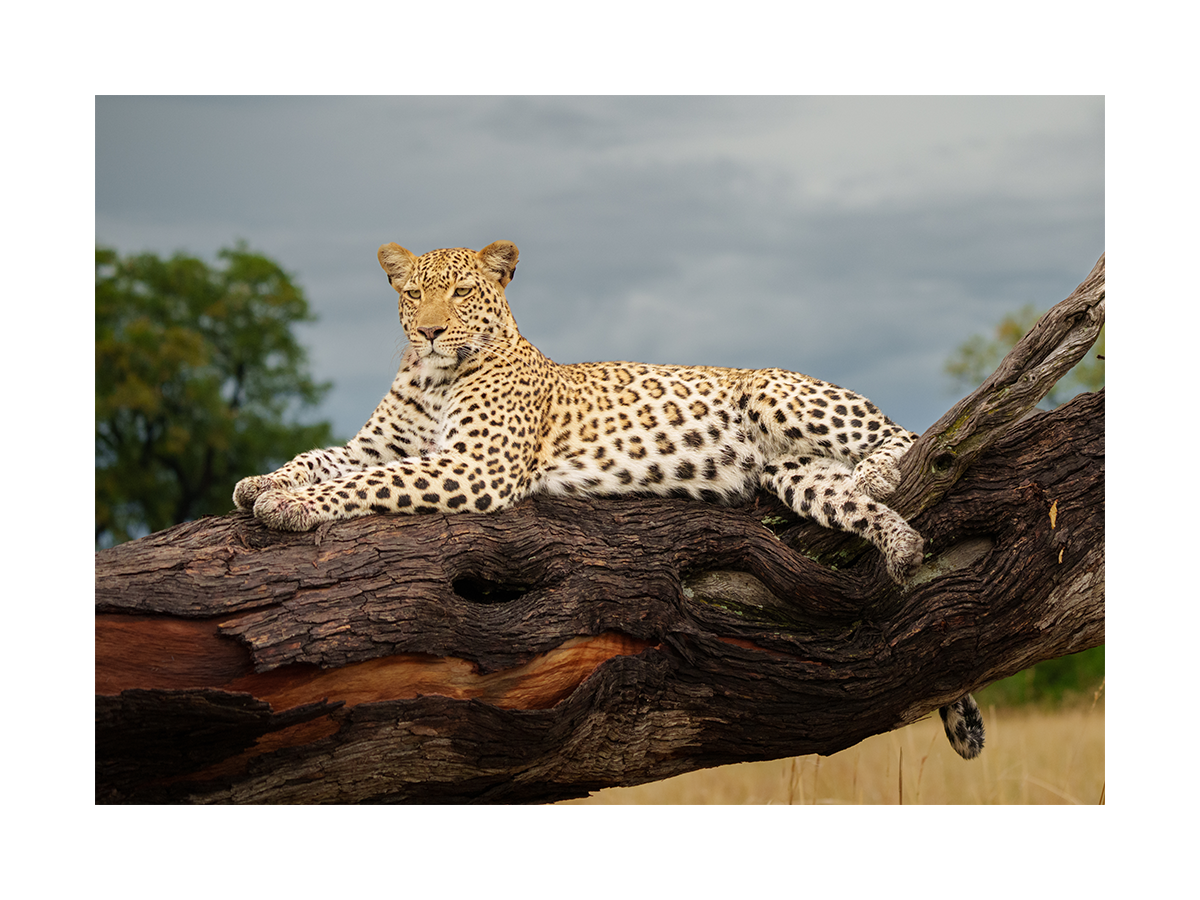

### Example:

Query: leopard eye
xmin=404 ymin=289 xmax=421 ymax=300
xmin=453 ymin=286 xmax=472 ymax=298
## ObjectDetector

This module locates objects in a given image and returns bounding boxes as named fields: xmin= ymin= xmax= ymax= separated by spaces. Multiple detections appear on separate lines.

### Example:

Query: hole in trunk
xmin=452 ymin=576 xmax=531 ymax=604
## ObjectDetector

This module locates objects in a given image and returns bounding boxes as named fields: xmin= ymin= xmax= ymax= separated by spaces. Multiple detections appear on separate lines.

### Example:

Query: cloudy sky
xmin=96 ymin=96 xmax=1103 ymax=439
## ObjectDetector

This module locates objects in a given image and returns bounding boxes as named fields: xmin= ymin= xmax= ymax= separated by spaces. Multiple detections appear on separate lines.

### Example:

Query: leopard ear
xmin=476 ymin=241 xmax=519 ymax=287
xmin=378 ymin=243 xmax=418 ymax=291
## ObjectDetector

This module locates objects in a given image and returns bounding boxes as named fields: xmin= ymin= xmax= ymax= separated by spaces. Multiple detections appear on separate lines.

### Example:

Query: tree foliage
xmin=96 ymin=244 xmax=335 ymax=547
xmin=946 ymin=304 xmax=1105 ymax=408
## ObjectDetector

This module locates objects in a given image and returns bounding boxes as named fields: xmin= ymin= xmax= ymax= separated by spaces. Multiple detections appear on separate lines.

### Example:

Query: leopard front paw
xmin=252 ymin=489 xmax=323 ymax=532
xmin=234 ymin=474 xmax=280 ymax=510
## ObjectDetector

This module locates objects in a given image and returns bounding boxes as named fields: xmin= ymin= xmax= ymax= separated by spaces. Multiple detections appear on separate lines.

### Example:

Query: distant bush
xmin=96 ymin=243 xmax=335 ymax=547
xmin=975 ymin=646 xmax=1104 ymax=708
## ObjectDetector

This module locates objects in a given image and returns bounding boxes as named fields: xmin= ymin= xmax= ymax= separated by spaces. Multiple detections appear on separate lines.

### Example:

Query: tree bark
xmin=95 ymin=256 xmax=1105 ymax=804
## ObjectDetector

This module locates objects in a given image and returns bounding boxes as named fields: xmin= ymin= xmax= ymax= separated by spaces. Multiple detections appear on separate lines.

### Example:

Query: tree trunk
xmin=95 ymin=256 xmax=1105 ymax=804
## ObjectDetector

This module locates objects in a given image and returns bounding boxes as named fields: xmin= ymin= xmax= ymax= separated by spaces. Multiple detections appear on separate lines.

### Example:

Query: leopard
xmin=233 ymin=240 xmax=984 ymax=760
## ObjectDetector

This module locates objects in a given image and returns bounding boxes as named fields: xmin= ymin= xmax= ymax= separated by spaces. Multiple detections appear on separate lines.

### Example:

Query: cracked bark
xmin=95 ymin=255 xmax=1105 ymax=804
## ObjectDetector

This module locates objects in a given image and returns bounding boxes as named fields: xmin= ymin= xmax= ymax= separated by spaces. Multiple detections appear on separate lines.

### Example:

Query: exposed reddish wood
xmin=98 ymin=618 xmax=653 ymax=711
xmin=98 ymin=610 xmax=656 ymax=714
xmin=96 ymin=614 xmax=254 ymax=693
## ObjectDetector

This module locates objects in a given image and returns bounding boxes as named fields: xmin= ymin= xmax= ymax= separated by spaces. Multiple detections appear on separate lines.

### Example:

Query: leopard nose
xmin=417 ymin=326 xmax=446 ymax=343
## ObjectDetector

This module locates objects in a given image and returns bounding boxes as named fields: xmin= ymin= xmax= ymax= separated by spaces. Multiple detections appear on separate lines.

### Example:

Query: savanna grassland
xmin=564 ymin=695 xmax=1104 ymax=805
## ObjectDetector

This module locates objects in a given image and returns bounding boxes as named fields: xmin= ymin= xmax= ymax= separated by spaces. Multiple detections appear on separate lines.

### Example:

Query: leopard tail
xmin=939 ymin=693 xmax=985 ymax=760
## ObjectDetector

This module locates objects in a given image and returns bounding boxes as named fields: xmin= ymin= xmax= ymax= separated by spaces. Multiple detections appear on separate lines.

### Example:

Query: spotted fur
xmin=233 ymin=240 xmax=984 ymax=758
xmin=939 ymin=694 xmax=986 ymax=759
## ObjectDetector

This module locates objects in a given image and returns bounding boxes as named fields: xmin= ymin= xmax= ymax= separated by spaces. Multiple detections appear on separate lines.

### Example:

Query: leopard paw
xmin=234 ymin=474 xmax=280 ymax=510
xmin=852 ymin=454 xmax=902 ymax=500
xmin=252 ymin=489 xmax=323 ymax=532
xmin=886 ymin=526 xmax=925 ymax=584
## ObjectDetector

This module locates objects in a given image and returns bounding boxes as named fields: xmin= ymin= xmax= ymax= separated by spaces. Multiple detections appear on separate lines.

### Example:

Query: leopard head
xmin=378 ymin=241 xmax=519 ymax=367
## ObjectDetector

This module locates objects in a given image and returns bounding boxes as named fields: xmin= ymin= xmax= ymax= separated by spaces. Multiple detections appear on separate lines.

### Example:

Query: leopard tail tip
xmin=939 ymin=693 xmax=985 ymax=760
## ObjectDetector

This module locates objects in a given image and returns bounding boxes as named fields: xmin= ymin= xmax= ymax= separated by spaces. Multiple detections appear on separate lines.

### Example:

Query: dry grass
xmin=563 ymin=702 xmax=1104 ymax=805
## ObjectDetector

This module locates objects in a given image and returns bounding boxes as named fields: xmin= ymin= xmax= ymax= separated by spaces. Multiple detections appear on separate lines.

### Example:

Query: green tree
xmin=945 ymin=304 xmax=1105 ymax=407
xmin=946 ymin=304 xmax=1105 ymax=706
xmin=96 ymin=243 xmax=336 ymax=547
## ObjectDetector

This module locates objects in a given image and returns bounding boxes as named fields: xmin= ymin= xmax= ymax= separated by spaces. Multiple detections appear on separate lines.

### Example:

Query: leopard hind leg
xmin=761 ymin=456 xmax=924 ymax=584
